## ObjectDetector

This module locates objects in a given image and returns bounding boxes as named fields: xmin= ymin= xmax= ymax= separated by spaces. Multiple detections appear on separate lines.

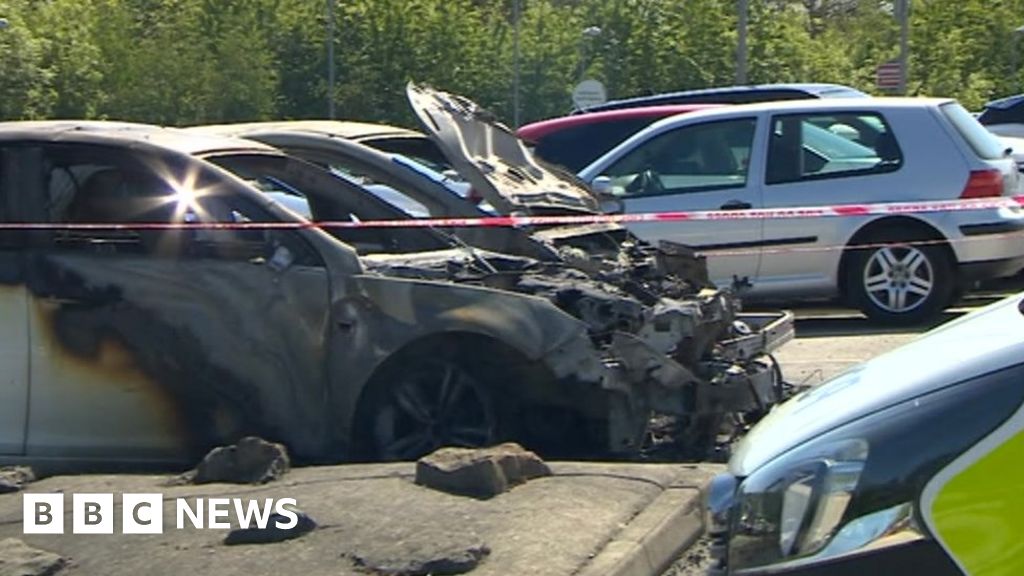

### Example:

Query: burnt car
xmin=0 ymin=121 xmax=789 ymax=470
xmin=186 ymin=124 xmax=796 ymax=458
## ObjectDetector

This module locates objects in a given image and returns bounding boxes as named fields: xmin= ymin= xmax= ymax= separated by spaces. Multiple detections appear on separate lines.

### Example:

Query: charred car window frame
xmin=19 ymin=143 xmax=325 ymax=268
xmin=203 ymin=151 xmax=450 ymax=255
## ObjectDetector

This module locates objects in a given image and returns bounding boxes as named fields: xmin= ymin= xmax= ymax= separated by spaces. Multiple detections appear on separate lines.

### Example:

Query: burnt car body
xmin=186 ymin=92 xmax=794 ymax=455
xmin=0 ymin=122 xmax=789 ymax=470
xmin=185 ymin=123 xmax=794 ymax=458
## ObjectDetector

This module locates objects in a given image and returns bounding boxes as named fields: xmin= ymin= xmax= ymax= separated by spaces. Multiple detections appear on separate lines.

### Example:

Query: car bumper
xmin=958 ymin=255 xmax=1024 ymax=282
xmin=602 ymin=310 xmax=796 ymax=456
xmin=950 ymin=208 xmax=1024 ymax=270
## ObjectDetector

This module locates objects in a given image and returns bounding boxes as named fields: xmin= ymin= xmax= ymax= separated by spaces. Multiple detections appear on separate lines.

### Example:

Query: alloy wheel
xmin=862 ymin=244 xmax=935 ymax=314
xmin=371 ymin=361 xmax=496 ymax=461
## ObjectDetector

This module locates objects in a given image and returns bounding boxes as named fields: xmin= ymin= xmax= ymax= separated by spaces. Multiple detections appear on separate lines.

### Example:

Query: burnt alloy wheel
xmin=366 ymin=359 xmax=498 ymax=461
xmin=846 ymin=230 xmax=954 ymax=325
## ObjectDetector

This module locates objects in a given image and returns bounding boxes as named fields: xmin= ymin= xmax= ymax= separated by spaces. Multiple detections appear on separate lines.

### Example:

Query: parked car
xmin=707 ymin=292 xmax=1024 ymax=575
xmin=188 ymin=118 xmax=800 ymax=457
xmin=571 ymin=83 xmax=868 ymax=115
xmin=977 ymin=93 xmax=1024 ymax=138
xmin=516 ymin=104 xmax=720 ymax=172
xmin=0 ymin=120 xmax=791 ymax=469
xmin=578 ymin=98 xmax=1024 ymax=323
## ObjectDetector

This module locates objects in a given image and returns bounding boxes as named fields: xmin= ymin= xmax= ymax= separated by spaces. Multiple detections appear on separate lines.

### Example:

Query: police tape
xmin=1 ymin=195 xmax=1022 ymax=230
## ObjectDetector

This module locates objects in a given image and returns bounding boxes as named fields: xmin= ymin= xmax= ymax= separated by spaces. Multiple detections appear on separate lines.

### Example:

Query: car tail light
xmin=960 ymin=169 xmax=1004 ymax=198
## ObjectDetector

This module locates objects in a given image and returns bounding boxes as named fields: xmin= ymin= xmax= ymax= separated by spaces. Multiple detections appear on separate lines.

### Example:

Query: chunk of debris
xmin=415 ymin=443 xmax=551 ymax=499
xmin=0 ymin=538 xmax=67 ymax=576
xmin=0 ymin=467 xmax=35 ymax=494
xmin=173 ymin=437 xmax=290 ymax=485
xmin=223 ymin=511 xmax=316 ymax=546
xmin=351 ymin=533 xmax=490 ymax=576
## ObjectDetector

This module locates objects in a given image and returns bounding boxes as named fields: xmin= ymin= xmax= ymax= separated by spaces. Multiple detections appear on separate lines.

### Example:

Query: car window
xmin=205 ymin=152 xmax=449 ymax=254
xmin=34 ymin=144 xmax=321 ymax=265
xmin=941 ymin=102 xmax=1009 ymax=160
xmin=533 ymin=118 xmax=654 ymax=172
xmin=359 ymin=135 xmax=453 ymax=174
xmin=601 ymin=118 xmax=757 ymax=197
xmin=765 ymin=112 xmax=901 ymax=185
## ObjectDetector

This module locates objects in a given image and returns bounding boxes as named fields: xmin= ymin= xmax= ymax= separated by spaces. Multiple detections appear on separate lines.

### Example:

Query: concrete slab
xmin=0 ymin=462 xmax=718 ymax=576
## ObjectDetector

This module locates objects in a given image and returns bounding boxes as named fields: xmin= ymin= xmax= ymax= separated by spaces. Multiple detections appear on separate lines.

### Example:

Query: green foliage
xmin=0 ymin=0 xmax=1022 ymax=126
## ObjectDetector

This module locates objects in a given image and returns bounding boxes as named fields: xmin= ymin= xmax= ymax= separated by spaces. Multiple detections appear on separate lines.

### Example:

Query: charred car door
xmin=15 ymin=143 xmax=332 ymax=464
xmin=0 ymin=147 xmax=31 ymax=456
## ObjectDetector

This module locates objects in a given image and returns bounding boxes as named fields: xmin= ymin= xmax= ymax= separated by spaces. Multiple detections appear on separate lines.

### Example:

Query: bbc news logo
xmin=23 ymin=493 xmax=299 ymax=534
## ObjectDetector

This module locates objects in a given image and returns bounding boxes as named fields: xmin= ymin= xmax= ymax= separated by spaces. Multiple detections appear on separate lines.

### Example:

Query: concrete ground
xmin=0 ymin=462 xmax=720 ymax=576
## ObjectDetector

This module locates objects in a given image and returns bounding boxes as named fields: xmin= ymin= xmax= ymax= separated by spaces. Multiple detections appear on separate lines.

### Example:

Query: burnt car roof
xmin=191 ymin=120 xmax=422 ymax=142
xmin=0 ymin=121 xmax=279 ymax=157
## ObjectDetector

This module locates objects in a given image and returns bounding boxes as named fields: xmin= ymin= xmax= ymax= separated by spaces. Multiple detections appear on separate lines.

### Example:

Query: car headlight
xmin=727 ymin=366 xmax=1024 ymax=573
xmin=730 ymin=438 xmax=886 ymax=570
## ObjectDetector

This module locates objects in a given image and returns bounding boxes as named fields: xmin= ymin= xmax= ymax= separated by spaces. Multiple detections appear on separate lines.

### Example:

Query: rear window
xmin=534 ymin=118 xmax=655 ymax=172
xmin=941 ymin=102 xmax=1008 ymax=160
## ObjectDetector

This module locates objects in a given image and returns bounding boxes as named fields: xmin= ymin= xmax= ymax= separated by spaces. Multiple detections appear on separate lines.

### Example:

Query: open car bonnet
xmin=407 ymin=82 xmax=601 ymax=215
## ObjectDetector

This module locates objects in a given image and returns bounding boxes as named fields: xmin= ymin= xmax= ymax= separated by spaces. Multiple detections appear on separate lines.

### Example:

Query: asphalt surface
xmin=771 ymin=288 xmax=1015 ymax=387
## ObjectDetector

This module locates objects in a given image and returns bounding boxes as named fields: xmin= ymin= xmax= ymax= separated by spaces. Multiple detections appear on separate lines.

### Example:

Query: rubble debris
xmin=223 ymin=511 xmax=317 ymax=546
xmin=0 ymin=538 xmax=67 ymax=576
xmin=174 ymin=437 xmax=290 ymax=485
xmin=415 ymin=443 xmax=551 ymax=499
xmin=0 ymin=467 xmax=35 ymax=494
xmin=351 ymin=533 xmax=491 ymax=576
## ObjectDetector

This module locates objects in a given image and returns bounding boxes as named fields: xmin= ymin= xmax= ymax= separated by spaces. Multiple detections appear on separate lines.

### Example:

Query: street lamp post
xmin=736 ymin=0 xmax=748 ymax=84
xmin=577 ymin=26 xmax=602 ymax=84
xmin=326 ymin=0 xmax=335 ymax=119
xmin=896 ymin=0 xmax=910 ymax=95
xmin=512 ymin=0 xmax=521 ymax=128
xmin=1014 ymin=25 xmax=1024 ymax=90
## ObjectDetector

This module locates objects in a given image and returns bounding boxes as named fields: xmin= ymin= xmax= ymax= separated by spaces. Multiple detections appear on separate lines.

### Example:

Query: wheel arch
xmin=837 ymin=216 xmax=955 ymax=302
xmin=349 ymin=331 xmax=565 ymax=458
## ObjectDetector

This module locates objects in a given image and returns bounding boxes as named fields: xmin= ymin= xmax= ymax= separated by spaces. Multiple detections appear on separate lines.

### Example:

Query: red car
xmin=516 ymin=104 xmax=720 ymax=172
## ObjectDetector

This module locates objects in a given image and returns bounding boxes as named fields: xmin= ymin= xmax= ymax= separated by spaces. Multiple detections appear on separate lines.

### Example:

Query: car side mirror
xmin=591 ymin=176 xmax=624 ymax=214
xmin=592 ymin=175 xmax=613 ymax=196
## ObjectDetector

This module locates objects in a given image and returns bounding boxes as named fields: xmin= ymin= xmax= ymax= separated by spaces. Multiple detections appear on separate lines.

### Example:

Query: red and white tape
xmin=1 ymin=195 xmax=1022 ymax=230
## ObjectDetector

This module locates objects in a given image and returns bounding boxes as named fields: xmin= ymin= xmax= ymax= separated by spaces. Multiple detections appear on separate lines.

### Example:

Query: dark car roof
xmin=573 ymin=83 xmax=868 ymax=114
xmin=516 ymin=104 xmax=720 ymax=142
xmin=979 ymin=94 xmax=1024 ymax=125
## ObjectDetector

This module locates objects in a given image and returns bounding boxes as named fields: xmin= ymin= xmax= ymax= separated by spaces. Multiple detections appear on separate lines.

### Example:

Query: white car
xmin=579 ymin=98 xmax=1024 ymax=323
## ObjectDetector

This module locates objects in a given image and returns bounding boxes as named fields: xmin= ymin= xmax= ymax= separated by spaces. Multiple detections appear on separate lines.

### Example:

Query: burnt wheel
xmin=363 ymin=358 xmax=498 ymax=461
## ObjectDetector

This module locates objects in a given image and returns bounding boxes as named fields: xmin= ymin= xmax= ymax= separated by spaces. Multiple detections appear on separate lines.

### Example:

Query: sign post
xmin=875 ymin=61 xmax=903 ymax=92
xmin=572 ymin=79 xmax=607 ymax=111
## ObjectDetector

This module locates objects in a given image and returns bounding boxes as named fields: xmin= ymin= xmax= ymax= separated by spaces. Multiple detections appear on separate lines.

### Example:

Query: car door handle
xmin=719 ymin=200 xmax=752 ymax=211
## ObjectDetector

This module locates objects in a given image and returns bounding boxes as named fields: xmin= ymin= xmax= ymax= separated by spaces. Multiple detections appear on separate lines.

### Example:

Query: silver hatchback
xmin=580 ymin=98 xmax=1024 ymax=323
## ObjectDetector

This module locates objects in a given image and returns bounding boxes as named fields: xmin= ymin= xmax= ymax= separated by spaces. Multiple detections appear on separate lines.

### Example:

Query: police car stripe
xmin=920 ymin=401 xmax=1024 ymax=575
